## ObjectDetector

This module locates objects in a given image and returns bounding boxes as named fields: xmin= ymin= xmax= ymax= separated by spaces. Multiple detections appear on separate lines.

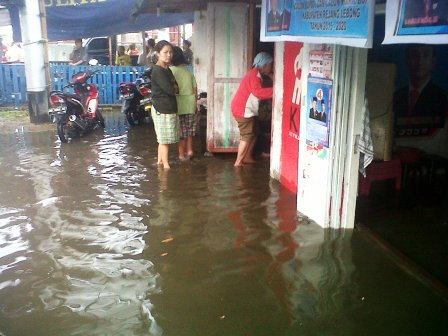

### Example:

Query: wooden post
xmin=108 ymin=36 xmax=113 ymax=65
xmin=0 ymin=37 xmax=3 ymax=62
xmin=141 ymin=31 xmax=146 ymax=53
xmin=248 ymin=0 xmax=255 ymax=71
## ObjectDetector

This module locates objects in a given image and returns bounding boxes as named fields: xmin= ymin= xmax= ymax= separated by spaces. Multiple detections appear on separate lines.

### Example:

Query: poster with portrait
xmin=306 ymin=77 xmax=333 ymax=148
xmin=372 ymin=12 xmax=448 ymax=157
xmin=393 ymin=44 xmax=447 ymax=140
xmin=260 ymin=0 xmax=375 ymax=48
xmin=264 ymin=0 xmax=291 ymax=36
xmin=383 ymin=0 xmax=448 ymax=44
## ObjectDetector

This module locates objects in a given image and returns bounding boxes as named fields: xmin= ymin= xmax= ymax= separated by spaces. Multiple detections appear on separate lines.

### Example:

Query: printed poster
xmin=383 ymin=0 xmax=448 ymax=44
xmin=306 ymin=77 xmax=333 ymax=148
xmin=309 ymin=47 xmax=333 ymax=78
xmin=260 ymin=0 xmax=375 ymax=48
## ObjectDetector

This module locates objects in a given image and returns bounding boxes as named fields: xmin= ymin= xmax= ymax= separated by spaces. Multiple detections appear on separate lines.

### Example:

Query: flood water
xmin=0 ymin=110 xmax=447 ymax=336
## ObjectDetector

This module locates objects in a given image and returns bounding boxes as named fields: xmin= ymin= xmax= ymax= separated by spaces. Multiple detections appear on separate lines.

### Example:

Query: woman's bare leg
xmin=178 ymin=139 xmax=186 ymax=159
xmin=242 ymin=137 xmax=257 ymax=164
xmin=157 ymin=144 xmax=162 ymax=165
xmin=234 ymin=138 xmax=251 ymax=167
xmin=159 ymin=144 xmax=170 ymax=169
xmin=187 ymin=136 xmax=194 ymax=157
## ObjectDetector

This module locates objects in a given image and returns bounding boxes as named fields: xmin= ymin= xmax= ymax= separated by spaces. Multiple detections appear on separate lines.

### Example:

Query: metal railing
xmin=0 ymin=63 xmax=146 ymax=107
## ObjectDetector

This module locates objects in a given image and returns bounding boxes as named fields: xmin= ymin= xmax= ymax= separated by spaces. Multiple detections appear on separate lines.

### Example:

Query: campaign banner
xmin=306 ymin=77 xmax=333 ymax=148
xmin=280 ymin=42 xmax=305 ymax=193
xmin=260 ymin=0 xmax=375 ymax=48
xmin=383 ymin=0 xmax=448 ymax=44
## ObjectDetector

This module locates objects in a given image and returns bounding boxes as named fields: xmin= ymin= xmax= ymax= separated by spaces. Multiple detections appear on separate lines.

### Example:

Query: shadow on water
xmin=0 ymin=110 xmax=447 ymax=335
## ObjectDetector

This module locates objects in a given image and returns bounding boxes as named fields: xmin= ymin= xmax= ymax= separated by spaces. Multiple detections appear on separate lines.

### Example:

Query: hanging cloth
xmin=358 ymin=97 xmax=374 ymax=177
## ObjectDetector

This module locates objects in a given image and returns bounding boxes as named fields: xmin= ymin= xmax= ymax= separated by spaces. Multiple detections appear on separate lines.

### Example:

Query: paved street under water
xmin=0 ymin=110 xmax=447 ymax=335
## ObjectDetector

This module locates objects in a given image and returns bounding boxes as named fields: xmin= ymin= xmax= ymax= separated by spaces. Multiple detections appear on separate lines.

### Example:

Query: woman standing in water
xmin=170 ymin=46 xmax=198 ymax=160
xmin=231 ymin=52 xmax=273 ymax=167
xmin=151 ymin=40 xmax=179 ymax=169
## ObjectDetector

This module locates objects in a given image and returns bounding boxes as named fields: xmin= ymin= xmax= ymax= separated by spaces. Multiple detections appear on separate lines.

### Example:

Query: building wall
xmin=270 ymin=41 xmax=304 ymax=194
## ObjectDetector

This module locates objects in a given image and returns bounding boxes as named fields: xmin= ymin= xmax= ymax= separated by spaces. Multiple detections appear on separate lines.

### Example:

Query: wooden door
xmin=207 ymin=2 xmax=249 ymax=152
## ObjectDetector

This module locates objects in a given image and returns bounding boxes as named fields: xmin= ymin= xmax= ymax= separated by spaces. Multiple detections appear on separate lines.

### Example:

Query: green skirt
xmin=151 ymin=108 xmax=180 ymax=144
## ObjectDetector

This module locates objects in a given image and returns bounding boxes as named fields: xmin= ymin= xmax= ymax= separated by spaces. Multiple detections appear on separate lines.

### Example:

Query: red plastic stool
xmin=359 ymin=159 xmax=402 ymax=196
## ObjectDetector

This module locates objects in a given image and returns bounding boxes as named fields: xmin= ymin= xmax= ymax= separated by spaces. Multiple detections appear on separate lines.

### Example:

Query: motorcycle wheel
xmin=96 ymin=109 xmax=106 ymax=128
xmin=57 ymin=121 xmax=70 ymax=143
xmin=126 ymin=111 xmax=140 ymax=126
xmin=138 ymin=106 xmax=147 ymax=124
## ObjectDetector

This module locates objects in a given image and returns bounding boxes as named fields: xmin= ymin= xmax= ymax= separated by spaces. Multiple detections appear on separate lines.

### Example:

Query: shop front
xmin=267 ymin=0 xmax=447 ymax=228
xmin=262 ymin=0 xmax=374 ymax=229
xmin=194 ymin=0 xmax=447 ymax=229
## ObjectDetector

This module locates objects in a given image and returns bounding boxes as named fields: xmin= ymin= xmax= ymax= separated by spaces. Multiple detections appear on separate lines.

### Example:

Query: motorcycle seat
xmin=65 ymin=92 xmax=82 ymax=100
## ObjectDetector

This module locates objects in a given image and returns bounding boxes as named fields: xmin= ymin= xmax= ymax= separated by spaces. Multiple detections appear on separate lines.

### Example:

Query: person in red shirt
xmin=231 ymin=52 xmax=273 ymax=167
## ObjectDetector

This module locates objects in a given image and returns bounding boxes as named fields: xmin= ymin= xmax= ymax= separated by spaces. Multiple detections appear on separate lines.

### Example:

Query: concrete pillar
xmin=270 ymin=42 xmax=285 ymax=181
xmin=20 ymin=0 xmax=49 ymax=123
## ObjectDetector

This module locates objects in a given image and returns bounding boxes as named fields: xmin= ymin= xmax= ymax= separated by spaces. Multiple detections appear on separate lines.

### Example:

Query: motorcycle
xmin=48 ymin=60 xmax=105 ymax=143
xmin=118 ymin=67 xmax=153 ymax=126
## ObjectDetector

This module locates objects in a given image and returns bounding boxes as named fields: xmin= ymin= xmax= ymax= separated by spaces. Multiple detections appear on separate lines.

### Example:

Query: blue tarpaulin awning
xmin=8 ymin=0 xmax=194 ymax=42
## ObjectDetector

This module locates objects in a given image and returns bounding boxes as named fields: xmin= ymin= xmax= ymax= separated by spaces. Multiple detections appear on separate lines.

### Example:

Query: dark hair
xmin=75 ymin=39 xmax=82 ymax=44
xmin=312 ymin=97 xmax=317 ymax=102
xmin=183 ymin=40 xmax=191 ymax=47
xmin=321 ymin=100 xmax=325 ymax=104
xmin=147 ymin=38 xmax=156 ymax=47
xmin=172 ymin=46 xmax=186 ymax=66
xmin=154 ymin=40 xmax=172 ymax=53
xmin=150 ymin=51 xmax=158 ymax=64
xmin=117 ymin=45 xmax=126 ymax=56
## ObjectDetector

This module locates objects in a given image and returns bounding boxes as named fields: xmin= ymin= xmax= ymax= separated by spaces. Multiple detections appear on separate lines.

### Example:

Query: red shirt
xmin=231 ymin=67 xmax=273 ymax=118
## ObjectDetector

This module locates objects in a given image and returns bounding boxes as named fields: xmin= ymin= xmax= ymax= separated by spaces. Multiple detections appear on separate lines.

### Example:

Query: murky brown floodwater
xmin=0 ymin=110 xmax=447 ymax=336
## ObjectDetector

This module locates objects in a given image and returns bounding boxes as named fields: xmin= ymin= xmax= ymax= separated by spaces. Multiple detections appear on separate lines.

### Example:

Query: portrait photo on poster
xmin=393 ymin=44 xmax=447 ymax=138
xmin=266 ymin=0 xmax=292 ymax=33
xmin=306 ymin=77 xmax=333 ymax=148
xmin=373 ymin=11 xmax=448 ymax=157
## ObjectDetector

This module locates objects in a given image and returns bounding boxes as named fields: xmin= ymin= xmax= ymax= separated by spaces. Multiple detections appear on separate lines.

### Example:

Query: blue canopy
xmin=9 ymin=0 xmax=194 ymax=42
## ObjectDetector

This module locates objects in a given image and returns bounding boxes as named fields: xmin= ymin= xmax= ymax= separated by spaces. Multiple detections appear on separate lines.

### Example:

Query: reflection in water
xmin=0 ymin=111 xmax=447 ymax=335
xmin=275 ymin=228 xmax=358 ymax=335
xmin=0 ymin=116 xmax=161 ymax=335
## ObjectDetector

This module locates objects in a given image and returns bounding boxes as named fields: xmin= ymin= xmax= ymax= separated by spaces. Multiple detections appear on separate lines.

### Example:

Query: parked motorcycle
xmin=48 ymin=60 xmax=105 ymax=143
xmin=118 ymin=67 xmax=153 ymax=126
